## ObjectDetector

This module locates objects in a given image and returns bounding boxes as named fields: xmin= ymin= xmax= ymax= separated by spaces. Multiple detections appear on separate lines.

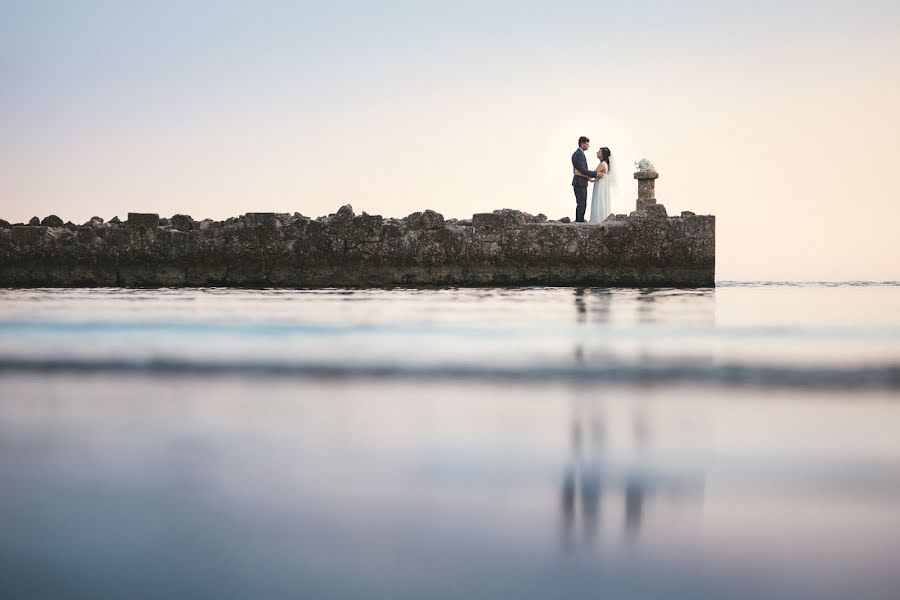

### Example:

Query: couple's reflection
xmin=573 ymin=288 xmax=613 ymax=366
xmin=560 ymin=397 xmax=705 ymax=551
xmin=573 ymin=288 xmax=613 ymax=325
xmin=561 ymin=414 xmax=605 ymax=549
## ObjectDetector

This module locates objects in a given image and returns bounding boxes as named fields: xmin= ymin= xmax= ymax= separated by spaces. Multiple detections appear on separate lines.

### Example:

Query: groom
xmin=571 ymin=136 xmax=596 ymax=222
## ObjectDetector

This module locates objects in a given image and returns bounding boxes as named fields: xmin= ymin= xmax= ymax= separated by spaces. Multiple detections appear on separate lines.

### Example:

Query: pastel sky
xmin=2 ymin=0 xmax=898 ymax=280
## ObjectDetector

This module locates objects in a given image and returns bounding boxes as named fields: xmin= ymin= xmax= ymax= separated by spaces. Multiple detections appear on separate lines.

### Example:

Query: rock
xmin=681 ymin=211 xmax=695 ymax=217
xmin=244 ymin=212 xmax=278 ymax=227
xmin=0 ymin=219 xmax=10 ymax=229
xmin=0 ymin=206 xmax=715 ymax=287
xmin=41 ymin=215 xmax=64 ymax=227
xmin=77 ymin=226 xmax=97 ymax=244
xmin=645 ymin=204 xmax=668 ymax=219
xmin=90 ymin=216 xmax=104 ymax=224
xmin=128 ymin=213 xmax=159 ymax=229
xmin=492 ymin=209 xmax=533 ymax=228
xmin=472 ymin=212 xmax=504 ymax=229
xmin=13 ymin=225 xmax=46 ymax=244
xmin=29 ymin=216 xmax=40 ymax=226
xmin=64 ymin=221 xmax=77 ymax=231
xmin=110 ymin=216 xmax=121 ymax=224
xmin=407 ymin=209 xmax=444 ymax=230
xmin=333 ymin=205 xmax=355 ymax=223
xmin=170 ymin=214 xmax=193 ymax=232
xmin=159 ymin=218 xmax=170 ymax=227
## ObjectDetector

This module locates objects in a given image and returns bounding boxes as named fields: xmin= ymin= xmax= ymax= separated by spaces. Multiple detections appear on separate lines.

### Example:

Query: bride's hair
xmin=600 ymin=147 xmax=611 ymax=167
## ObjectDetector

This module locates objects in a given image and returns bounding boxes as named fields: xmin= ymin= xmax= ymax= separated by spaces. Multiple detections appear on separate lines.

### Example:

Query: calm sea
xmin=1 ymin=283 xmax=898 ymax=599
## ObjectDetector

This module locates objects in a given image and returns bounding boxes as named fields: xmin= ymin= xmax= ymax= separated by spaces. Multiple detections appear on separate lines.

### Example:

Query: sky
xmin=1 ymin=0 xmax=899 ymax=280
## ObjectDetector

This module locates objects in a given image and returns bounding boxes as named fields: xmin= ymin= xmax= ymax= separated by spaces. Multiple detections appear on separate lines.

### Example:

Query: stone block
xmin=645 ymin=204 xmax=668 ymax=219
xmin=41 ymin=215 xmax=64 ymax=227
xmin=170 ymin=214 xmax=193 ymax=232
xmin=128 ymin=213 xmax=160 ymax=229
xmin=244 ymin=213 xmax=278 ymax=227
xmin=77 ymin=227 xmax=97 ymax=244
xmin=408 ymin=209 xmax=444 ymax=230
xmin=12 ymin=226 xmax=47 ymax=244
xmin=472 ymin=212 xmax=504 ymax=230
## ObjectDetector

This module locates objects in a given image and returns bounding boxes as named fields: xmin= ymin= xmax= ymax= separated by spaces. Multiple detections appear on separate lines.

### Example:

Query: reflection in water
xmin=561 ymin=415 xmax=605 ymax=550
xmin=571 ymin=287 xmax=717 ymax=376
xmin=561 ymin=395 xmax=706 ymax=549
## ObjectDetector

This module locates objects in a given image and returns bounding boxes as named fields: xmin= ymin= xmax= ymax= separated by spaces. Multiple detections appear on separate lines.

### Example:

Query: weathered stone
xmin=645 ymin=204 xmax=668 ymax=219
xmin=13 ymin=225 xmax=46 ymax=244
xmin=493 ymin=209 xmax=531 ymax=228
xmin=472 ymin=212 xmax=504 ymax=230
xmin=29 ymin=217 xmax=40 ymax=226
xmin=0 ymin=206 xmax=715 ymax=287
xmin=170 ymin=214 xmax=193 ymax=232
xmin=634 ymin=170 xmax=659 ymax=211
xmin=0 ymin=219 xmax=10 ymax=229
xmin=408 ymin=209 xmax=444 ymax=230
xmin=681 ymin=211 xmax=695 ymax=217
xmin=128 ymin=213 xmax=159 ymax=229
xmin=90 ymin=216 xmax=104 ymax=224
xmin=110 ymin=216 xmax=122 ymax=224
xmin=559 ymin=217 xmax=571 ymax=224
xmin=333 ymin=205 xmax=355 ymax=223
xmin=77 ymin=226 xmax=98 ymax=244
xmin=41 ymin=215 xmax=64 ymax=227
xmin=244 ymin=212 xmax=278 ymax=227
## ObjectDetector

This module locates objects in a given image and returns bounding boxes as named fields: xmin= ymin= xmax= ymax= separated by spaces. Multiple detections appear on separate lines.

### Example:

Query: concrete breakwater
xmin=0 ymin=204 xmax=714 ymax=288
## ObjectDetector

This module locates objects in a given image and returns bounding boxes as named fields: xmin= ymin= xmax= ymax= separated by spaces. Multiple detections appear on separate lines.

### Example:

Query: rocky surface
xmin=0 ymin=206 xmax=715 ymax=287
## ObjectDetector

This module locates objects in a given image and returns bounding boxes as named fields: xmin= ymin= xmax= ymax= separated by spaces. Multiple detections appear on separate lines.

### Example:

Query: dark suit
xmin=571 ymin=148 xmax=595 ymax=222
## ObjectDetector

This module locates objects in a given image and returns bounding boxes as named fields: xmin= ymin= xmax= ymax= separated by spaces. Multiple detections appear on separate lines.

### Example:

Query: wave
xmin=0 ymin=357 xmax=897 ymax=389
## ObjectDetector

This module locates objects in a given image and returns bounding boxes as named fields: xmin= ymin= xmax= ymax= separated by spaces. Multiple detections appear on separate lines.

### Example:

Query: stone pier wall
xmin=0 ymin=205 xmax=715 ymax=288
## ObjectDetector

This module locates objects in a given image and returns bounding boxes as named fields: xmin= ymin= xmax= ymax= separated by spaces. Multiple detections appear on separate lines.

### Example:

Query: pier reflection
xmin=571 ymin=287 xmax=716 ymax=373
xmin=573 ymin=287 xmax=714 ymax=326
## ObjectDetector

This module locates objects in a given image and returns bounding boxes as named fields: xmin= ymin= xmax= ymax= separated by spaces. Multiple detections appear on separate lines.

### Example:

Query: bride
xmin=587 ymin=147 xmax=614 ymax=223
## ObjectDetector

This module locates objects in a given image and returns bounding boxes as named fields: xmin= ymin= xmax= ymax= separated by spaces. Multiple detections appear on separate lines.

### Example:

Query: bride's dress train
xmin=589 ymin=161 xmax=611 ymax=223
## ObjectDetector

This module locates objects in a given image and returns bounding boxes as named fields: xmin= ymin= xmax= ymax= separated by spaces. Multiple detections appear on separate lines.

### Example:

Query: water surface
xmin=1 ymin=283 xmax=898 ymax=599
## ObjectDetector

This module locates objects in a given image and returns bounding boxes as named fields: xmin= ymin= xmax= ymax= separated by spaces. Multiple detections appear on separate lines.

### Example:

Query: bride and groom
xmin=571 ymin=136 xmax=614 ymax=223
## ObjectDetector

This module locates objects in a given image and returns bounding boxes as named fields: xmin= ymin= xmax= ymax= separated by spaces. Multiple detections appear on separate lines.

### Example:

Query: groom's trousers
xmin=573 ymin=185 xmax=587 ymax=222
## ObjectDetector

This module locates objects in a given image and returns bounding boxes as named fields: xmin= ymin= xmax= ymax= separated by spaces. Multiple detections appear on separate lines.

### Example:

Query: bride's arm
xmin=594 ymin=162 xmax=607 ymax=179
xmin=574 ymin=168 xmax=596 ymax=181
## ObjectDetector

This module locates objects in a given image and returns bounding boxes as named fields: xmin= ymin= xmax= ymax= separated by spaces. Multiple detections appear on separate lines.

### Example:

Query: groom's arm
xmin=572 ymin=152 xmax=596 ymax=178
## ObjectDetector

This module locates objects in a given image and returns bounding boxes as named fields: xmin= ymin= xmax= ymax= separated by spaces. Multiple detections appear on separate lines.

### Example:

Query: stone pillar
xmin=634 ymin=170 xmax=659 ymax=212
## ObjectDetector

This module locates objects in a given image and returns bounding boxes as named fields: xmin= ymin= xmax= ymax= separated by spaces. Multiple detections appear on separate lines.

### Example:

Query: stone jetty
xmin=0 ymin=205 xmax=714 ymax=288
xmin=0 ymin=168 xmax=714 ymax=288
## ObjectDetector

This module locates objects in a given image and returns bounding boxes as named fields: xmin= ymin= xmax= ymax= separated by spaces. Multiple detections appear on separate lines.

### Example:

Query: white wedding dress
xmin=589 ymin=161 xmax=611 ymax=223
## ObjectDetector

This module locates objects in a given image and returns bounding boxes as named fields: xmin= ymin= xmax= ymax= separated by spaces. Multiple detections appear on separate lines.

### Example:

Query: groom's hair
xmin=578 ymin=136 xmax=589 ymax=145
